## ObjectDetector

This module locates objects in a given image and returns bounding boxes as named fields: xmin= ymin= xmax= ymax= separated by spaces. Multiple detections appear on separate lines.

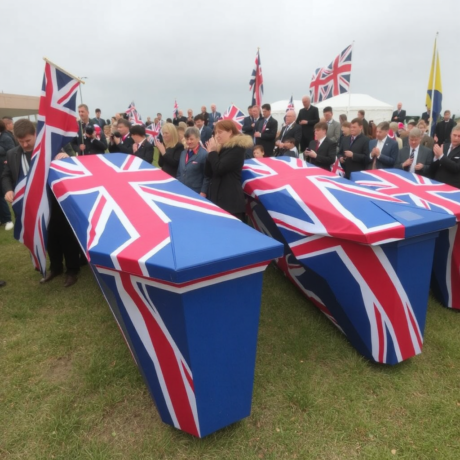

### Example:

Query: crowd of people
xmin=1 ymin=97 xmax=459 ymax=288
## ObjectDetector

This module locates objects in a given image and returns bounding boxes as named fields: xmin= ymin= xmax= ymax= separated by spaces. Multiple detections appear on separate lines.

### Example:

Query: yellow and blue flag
xmin=426 ymin=38 xmax=442 ymax=134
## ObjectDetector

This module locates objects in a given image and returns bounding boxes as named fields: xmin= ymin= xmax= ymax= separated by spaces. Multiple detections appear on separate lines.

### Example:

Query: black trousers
xmin=47 ymin=198 xmax=80 ymax=276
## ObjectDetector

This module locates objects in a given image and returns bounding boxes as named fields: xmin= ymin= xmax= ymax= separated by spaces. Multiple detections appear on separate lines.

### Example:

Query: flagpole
xmin=428 ymin=32 xmax=439 ymax=136
xmin=43 ymin=57 xmax=86 ymax=84
xmin=347 ymin=41 xmax=355 ymax=119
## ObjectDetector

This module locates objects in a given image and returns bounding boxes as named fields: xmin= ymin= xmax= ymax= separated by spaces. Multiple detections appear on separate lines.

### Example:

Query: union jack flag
xmin=222 ymin=105 xmax=246 ymax=132
xmin=242 ymin=158 xmax=450 ymax=364
xmin=249 ymin=50 xmax=263 ymax=107
xmin=351 ymin=169 xmax=460 ymax=310
xmin=126 ymin=101 xmax=144 ymax=126
xmin=286 ymin=96 xmax=294 ymax=112
xmin=146 ymin=123 xmax=161 ymax=143
xmin=126 ymin=101 xmax=136 ymax=116
xmin=12 ymin=61 xmax=80 ymax=275
xmin=173 ymin=99 xmax=179 ymax=119
xmin=330 ymin=157 xmax=344 ymax=177
xmin=47 ymin=153 xmax=279 ymax=436
xmin=309 ymin=45 xmax=352 ymax=103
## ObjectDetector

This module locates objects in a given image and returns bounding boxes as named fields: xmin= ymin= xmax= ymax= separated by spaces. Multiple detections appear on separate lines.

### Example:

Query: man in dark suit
xmin=200 ymin=106 xmax=210 ymax=126
xmin=72 ymin=104 xmax=107 ymax=154
xmin=173 ymin=110 xmax=187 ymax=126
xmin=368 ymin=122 xmax=399 ymax=170
xmin=130 ymin=124 xmax=154 ymax=164
xmin=194 ymin=114 xmax=213 ymax=145
xmin=208 ymin=104 xmax=221 ymax=130
xmin=338 ymin=118 xmax=369 ymax=179
xmin=421 ymin=107 xmax=431 ymax=124
xmin=304 ymin=122 xmax=336 ymax=170
xmin=92 ymin=108 xmax=106 ymax=128
xmin=109 ymin=118 xmax=134 ymax=153
xmin=431 ymin=126 xmax=460 ymax=188
xmin=434 ymin=110 xmax=457 ymax=146
xmin=242 ymin=105 xmax=261 ymax=138
xmin=392 ymin=103 xmax=406 ymax=124
xmin=254 ymin=104 xmax=278 ymax=157
xmin=2 ymin=119 xmax=80 ymax=287
xmin=395 ymin=128 xmax=433 ymax=176
xmin=296 ymin=96 xmax=320 ymax=151
xmin=274 ymin=110 xmax=302 ymax=155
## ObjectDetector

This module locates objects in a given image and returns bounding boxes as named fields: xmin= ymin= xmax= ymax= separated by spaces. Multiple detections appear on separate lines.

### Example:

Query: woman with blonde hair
xmin=205 ymin=120 xmax=253 ymax=220
xmin=156 ymin=123 xmax=184 ymax=178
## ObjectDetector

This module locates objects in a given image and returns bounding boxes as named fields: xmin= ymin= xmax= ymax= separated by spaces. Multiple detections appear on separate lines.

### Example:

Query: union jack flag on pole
xmin=286 ymin=96 xmax=294 ymax=112
xmin=146 ymin=123 xmax=161 ymax=143
xmin=12 ymin=59 xmax=81 ymax=275
xmin=173 ymin=99 xmax=179 ymax=119
xmin=221 ymin=105 xmax=246 ymax=132
xmin=249 ymin=49 xmax=263 ymax=107
xmin=126 ymin=101 xmax=144 ymax=126
xmin=309 ymin=44 xmax=353 ymax=103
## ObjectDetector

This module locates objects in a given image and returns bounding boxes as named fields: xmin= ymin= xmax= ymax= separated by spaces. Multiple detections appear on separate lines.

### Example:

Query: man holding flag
xmin=2 ymin=60 xmax=83 ymax=286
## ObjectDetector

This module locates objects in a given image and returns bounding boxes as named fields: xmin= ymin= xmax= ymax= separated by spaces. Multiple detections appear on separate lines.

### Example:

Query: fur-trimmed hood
xmin=220 ymin=134 xmax=254 ymax=150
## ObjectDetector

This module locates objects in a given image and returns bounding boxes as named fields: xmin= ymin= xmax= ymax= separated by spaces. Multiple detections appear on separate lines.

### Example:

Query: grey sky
xmin=3 ymin=0 xmax=459 ymax=121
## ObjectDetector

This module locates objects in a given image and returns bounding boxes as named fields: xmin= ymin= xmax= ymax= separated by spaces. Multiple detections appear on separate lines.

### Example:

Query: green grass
xmin=1 ymin=224 xmax=460 ymax=459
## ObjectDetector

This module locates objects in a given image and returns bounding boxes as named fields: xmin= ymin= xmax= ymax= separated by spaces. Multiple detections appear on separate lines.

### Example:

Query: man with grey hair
xmin=431 ymin=125 xmax=460 ymax=188
xmin=177 ymin=127 xmax=209 ymax=196
xmin=296 ymin=96 xmax=320 ymax=151
xmin=208 ymin=104 xmax=221 ymax=130
xmin=395 ymin=128 xmax=433 ymax=176
xmin=275 ymin=110 xmax=302 ymax=155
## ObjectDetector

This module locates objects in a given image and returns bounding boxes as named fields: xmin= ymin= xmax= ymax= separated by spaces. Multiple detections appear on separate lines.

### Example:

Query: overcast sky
xmin=3 ymin=0 xmax=459 ymax=121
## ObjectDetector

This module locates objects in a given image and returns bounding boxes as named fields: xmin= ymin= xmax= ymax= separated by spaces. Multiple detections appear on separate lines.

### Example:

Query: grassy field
xmin=1 ymin=223 xmax=460 ymax=459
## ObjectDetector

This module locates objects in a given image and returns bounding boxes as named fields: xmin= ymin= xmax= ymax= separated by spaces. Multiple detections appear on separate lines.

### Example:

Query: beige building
xmin=0 ymin=92 xmax=39 ymax=119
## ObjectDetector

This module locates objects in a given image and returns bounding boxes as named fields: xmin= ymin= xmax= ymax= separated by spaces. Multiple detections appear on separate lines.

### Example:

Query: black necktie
xmin=410 ymin=148 xmax=415 ymax=160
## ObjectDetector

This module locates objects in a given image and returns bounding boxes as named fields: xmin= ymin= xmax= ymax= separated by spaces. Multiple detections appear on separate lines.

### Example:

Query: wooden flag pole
xmin=43 ymin=57 xmax=86 ymax=84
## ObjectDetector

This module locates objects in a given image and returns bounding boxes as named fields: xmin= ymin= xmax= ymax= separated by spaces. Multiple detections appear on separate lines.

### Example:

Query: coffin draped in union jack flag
xmin=47 ymin=153 xmax=283 ymax=437
xmin=351 ymin=169 xmax=460 ymax=310
xmin=242 ymin=157 xmax=455 ymax=365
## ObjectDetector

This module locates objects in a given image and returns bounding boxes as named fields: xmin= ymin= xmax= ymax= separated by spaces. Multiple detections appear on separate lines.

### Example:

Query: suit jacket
xmin=367 ymin=137 xmax=399 ymax=170
xmin=435 ymin=119 xmax=457 ymax=146
xmin=361 ymin=118 xmax=370 ymax=137
xmin=421 ymin=112 xmax=430 ymax=123
xmin=326 ymin=119 xmax=341 ymax=144
xmin=242 ymin=116 xmax=260 ymax=137
xmin=177 ymin=145 xmax=210 ymax=195
xmin=109 ymin=134 xmax=134 ymax=154
xmin=158 ymin=142 xmax=184 ymax=178
xmin=255 ymin=116 xmax=278 ymax=157
xmin=296 ymin=106 xmax=320 ymax=143
xmin=276 ymin=123 xmax=302 ymax=148
xmin=1 ymin=145 xmax=23 ymax=194
xmin=208 ymin=112 xmax=221 ymax=129
xmin=430 ymin=144 xmax=460 ymax=188
xmin=134 ymin=139 xmax=154 ymax=164
xmin=395 ymin=145 xmax=433 ymax=176
xmin=173 ymin=116 xmax=187 ymax=126
xmin=338 ymin=134 xmax=369 ymax=179
xmin=307 ymin=137 xmax=336 ymax=170
xmin=200 ymin=126 xmax=213 ymax=145
xmin=201 ymin=112 xmax=210 ymax=126
xmin=391 ymin=110 xmax=406 ymax=124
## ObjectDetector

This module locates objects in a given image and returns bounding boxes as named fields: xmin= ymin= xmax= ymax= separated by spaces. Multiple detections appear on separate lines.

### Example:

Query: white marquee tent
xmin=270 ymin=94 xmax=394 ymax=127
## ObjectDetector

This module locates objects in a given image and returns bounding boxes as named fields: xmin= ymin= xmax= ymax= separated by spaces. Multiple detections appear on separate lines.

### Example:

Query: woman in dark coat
xmin=156 ymin=122 xmax=184 ymax=177
xmin=205 ymin=120 xmax=253 ymax=220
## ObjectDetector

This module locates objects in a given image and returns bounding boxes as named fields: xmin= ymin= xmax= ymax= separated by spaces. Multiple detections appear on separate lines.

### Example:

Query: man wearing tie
xmin=368 ymin=122 xmax=399 ymax=170
xmin=392 ymin=103 xmax=406 ymax=124
xmin=296 ymin=95 xmax=320 ymax=151
xmin=242 ymin=105 xmax=259 ymax=138
xmin=304 ymin=122 xmax=336 ymax=170
xmin=395 ymin=128 xmax=433 ymax=176
xmin=275 ymin=110 xmax=301 ymax=155
xmin=254 ymin=104 xmax=278 ymax=157
xmin=338 ymin=118 xmax=369 ymax=179
xmin=431 ymin=125 xmax=460 ymax=188
xmin=208 ymin=104 xmax=221 ymax=130
xmin=130 ymin=124 xmax=154 ymax=164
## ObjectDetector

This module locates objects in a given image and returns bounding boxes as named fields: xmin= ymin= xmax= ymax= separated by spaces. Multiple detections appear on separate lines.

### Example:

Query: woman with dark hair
xmin=156 ymin=123 xmax=184 ymax=178
xmin=205 ymin=120 xmax=253 ymax=220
